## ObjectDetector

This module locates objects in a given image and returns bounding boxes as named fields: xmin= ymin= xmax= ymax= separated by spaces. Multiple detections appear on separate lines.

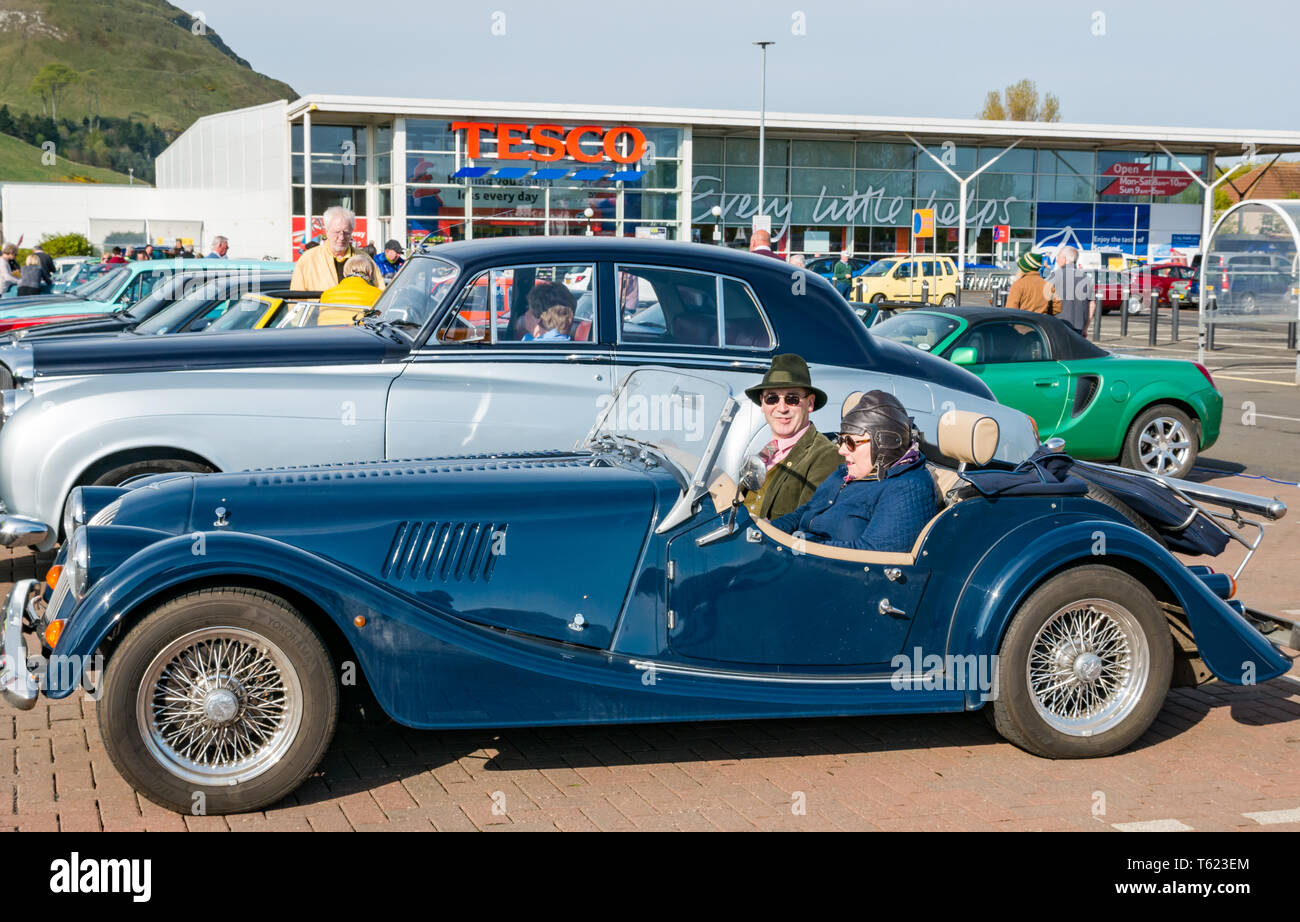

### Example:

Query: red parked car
xmin=1095 ymin=262 xmax=1196 ymax=313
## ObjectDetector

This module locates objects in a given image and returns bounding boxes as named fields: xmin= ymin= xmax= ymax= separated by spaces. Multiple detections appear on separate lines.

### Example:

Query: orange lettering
xmin=496 ymin=122 xmax=528 ymax=160
xmin=529 ymin=124 xmax=566 ymax=161
xmin=603 ymin=126 xmax=647 ymax=164
xmin=451 ymin=121 xmax=494 ymax=159
xmin=566 ymin=126 xmax=604 ymax=163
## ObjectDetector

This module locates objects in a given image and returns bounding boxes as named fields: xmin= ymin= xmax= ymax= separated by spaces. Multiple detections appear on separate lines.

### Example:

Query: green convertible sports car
xmin=870 ymin=306 xmax=1222 ymax=478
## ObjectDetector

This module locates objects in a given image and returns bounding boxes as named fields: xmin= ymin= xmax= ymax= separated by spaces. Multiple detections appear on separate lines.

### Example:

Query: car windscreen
xmin=871 ymin=312 xmax=961 ymax=352
xmin=118 ymin=273 xmax=206 ymax=320
xmin=370 ymin=256 xmax=459 ymax=333
xmin=71 ymin=265 xmax=128 ymax=299
xmin=863 ymin=259 xmax=897 ymax=277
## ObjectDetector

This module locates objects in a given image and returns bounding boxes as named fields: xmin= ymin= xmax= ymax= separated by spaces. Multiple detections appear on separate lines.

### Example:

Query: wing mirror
xmin=739 ymin=455 xmax=767 ymax=494
xmin=950 ymin=346 xmax=977 ymax=366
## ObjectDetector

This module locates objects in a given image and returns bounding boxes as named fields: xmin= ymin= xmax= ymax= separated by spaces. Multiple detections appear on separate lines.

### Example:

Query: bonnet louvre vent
xmin=381 ymin=521 xmax=507 ymax=582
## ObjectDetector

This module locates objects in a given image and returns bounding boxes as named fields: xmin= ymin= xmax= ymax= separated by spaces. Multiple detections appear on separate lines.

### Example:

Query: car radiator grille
xmin=382 ymin=521 xmax=507 ymax=583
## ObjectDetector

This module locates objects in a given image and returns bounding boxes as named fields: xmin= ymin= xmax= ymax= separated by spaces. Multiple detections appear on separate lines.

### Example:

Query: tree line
xmin=0 ymin=103 xmax=170 ymax=183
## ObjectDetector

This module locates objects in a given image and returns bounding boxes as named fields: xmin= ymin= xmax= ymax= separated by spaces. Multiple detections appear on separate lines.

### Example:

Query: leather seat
xmin=672 ymin=312 xmax=718 ymax=346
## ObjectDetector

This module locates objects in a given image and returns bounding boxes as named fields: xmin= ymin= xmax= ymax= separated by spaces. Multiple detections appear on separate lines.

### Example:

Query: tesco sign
xmin=451 ymin=122 xmax=647 ymax=164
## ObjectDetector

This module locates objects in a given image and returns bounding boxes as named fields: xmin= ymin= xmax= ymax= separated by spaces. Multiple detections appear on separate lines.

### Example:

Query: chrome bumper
xmin=0 ymin=515 xmax=51 ymax=548
xmin=0 ymin=579 xmax=40 ymax=710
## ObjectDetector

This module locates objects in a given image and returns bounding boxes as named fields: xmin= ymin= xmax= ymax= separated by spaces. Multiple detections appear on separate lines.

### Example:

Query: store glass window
xmin=791 ymin=168 xmax=853 ymax=197
xmin=855 ymin=169 xmax=913 ymax=198
xmin=406 ymin=119 xmax=457 ymax=152
xmin=725 ymin=138 xmax=789 ymax=166
xmin=694 ymin=135 xmax=724 ymax=164
xmin=792 ymin=140 xmax=852 ymax=169
xmin=978 ymin=146 xmax=1036 ymax=173
xmin=978 ymin=173 xmax=1034 ymax=200
xmin=856 ymin=142 xmax=914 ymax=170
xmin=917 ymin=172 xmax=959 ymax=199
xmin=624 ymin=192 xmax=679 ymax=221
xmin=919 ymin=145 xmax=976 ymax=172
xmin=1039 ymin=150 xmax=1094 ymax=176
xmin=723 ymin=165 xmax=789 ymax=195
xmin=293 ymin=187 xmax=366 ymax=216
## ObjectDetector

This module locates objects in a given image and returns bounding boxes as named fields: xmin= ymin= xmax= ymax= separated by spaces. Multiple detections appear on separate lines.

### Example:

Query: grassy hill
xmin=0 ymin=131 xmax=138 ymax=183
xmin=0 ymin=0 xmax=297 ymax=134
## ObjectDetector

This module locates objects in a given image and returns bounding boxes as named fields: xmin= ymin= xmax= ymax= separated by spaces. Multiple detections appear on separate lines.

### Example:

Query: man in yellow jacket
xmin=291 ymin=205 xmax=386 ymax=292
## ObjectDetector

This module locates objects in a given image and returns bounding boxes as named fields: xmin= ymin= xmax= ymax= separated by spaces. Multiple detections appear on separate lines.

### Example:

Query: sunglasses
xmin=835 ymin=433 xmax=871 ymax=451
xmin=762 ymin=392 xmax=808 ymax=407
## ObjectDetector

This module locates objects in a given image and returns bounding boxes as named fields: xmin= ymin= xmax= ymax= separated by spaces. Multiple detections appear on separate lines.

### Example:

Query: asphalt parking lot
xmin=3 ymin=309 xmax=1297 ymax=832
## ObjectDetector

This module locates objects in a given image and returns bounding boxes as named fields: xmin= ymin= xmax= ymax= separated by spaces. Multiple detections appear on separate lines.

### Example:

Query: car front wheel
xmin=1122 ymin=404 xmax=1197 ymax=478
xmin=991 ymin=565 xmax=1172 ymax=758
xmin=99 ymin=588 xmax=339 ymax=814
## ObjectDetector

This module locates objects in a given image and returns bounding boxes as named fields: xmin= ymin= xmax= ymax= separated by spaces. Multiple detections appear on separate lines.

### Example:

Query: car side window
xmin=894 ymin=261 xmax=915 ymax=279
xmin=617 ymin=264 xmax=718 ymax=347
xmin=721 ymin=278 xmax=775 ymax=350
xmin=955 ymin=321 xmax=1049 ymax=364
xmin=435 ymin=264 xmax=596 ymax=345
xmin=123 ymin=270 xmax=164 ymax=303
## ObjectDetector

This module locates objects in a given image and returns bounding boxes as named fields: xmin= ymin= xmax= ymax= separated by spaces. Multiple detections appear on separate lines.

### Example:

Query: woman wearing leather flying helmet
xmin=768 ymin=390 xmax=938 ymax=553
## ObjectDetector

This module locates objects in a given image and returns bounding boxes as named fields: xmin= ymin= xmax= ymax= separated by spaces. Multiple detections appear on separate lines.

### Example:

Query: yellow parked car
xmin=200 ymin=293 xmax=366 ymax=332
xmin=858 ymin=254 xmax=959 ymax=307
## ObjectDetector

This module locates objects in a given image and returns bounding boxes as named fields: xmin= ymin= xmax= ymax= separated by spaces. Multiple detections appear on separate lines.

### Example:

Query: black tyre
xmin=939 ymin=293 xmax=957 ymax=307
xmin=99 ymin=588 xmax=339 ymax=815
xmin=90 ymin=457 xmax=215 ymax=488
xmin=870 ymin=293 xmax=886 ymax=305
xmin=1121 ymin=404 xmax=1198 ymax=478
xmin=991 ymin=565 xmax=1172 ymax=758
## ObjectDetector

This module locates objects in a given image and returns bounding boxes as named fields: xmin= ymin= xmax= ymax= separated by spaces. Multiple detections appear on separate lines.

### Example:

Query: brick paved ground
xmin=1 ymin=480 xmax=1297 ymax=832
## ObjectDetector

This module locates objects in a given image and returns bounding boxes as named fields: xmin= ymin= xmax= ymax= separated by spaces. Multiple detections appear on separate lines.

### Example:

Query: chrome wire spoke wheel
xmin=1137 ymin=416 xmax=1191 ymax=475
xmin=1026 ymin=599 xmax=1149 ymax=737
xmin=136 ymin=626 xmax=303 ymax=786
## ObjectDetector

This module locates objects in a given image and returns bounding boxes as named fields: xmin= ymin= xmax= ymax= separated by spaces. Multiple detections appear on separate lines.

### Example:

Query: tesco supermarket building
xmin=10 ymin=95 xmax=1300 ymax=263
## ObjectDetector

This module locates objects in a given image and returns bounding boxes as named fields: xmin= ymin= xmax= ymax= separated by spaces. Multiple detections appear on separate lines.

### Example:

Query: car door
xmin=385 ymin=261 xmax=616 ymax=458
xmin=947 ymin=319 xmax=1068 ymax=436
xmin=665 ymin=513 xmax=928 ymax=668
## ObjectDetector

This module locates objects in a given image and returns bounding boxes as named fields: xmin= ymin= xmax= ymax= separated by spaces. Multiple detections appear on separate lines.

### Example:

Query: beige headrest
xmin=841 ymin=390 xmax=865 ymax=417
xmin=937 ymin=410 xmax=999 ymax=466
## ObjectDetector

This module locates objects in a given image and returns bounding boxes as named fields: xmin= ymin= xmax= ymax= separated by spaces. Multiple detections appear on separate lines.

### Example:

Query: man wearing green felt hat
xmin=742 ymin=354 xmax=843 ymax=520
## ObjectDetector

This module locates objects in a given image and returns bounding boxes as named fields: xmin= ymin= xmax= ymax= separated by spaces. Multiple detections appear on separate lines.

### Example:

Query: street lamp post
xmin=584 ymin=206 xmax=594 ymax=236
xmin=711 ymin=204 xmax=722 ymax=244
xmin=753 ymin=41 xmax=774 ymax=225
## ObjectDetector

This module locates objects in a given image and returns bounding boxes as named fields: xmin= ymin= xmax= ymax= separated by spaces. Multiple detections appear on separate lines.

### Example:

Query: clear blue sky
xmin=202 ymin=0 xmax=1299 ymax=132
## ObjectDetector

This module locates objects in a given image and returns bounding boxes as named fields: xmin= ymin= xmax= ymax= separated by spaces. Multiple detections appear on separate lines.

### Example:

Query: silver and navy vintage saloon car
xmin=0 ymin=237 xmax=1040 ymax=550
xmin=1 ymin=369 xmax=1292 ymax=814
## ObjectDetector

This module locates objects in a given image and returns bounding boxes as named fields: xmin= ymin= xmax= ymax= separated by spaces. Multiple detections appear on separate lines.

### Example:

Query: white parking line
xmin=1215 ymin=375 xmax=1298 ymax=387
xmin=1112 ymin=819 xmax=1194 ymax=832
xmin=1243 ymin=808 xmax=1300 ymax=825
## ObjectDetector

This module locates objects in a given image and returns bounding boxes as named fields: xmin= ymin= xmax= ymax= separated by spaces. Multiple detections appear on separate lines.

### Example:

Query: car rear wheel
xmin=939 ymin=294 xmax=957 ymax=307
xmin=990 ymin=565 xmax=1172 ymax=758
xmin=1238 ymin=291 xmax=1257 ymax=314
xmin=99 ymin=588 xmax=339 ymax=814
xmin=1122 ymin=404 xmax=1197 ymax=478
xmin=870 ymin=293 xmax=886 ymax=305
xmin=90 ymin=457 xmax=215 ymax=488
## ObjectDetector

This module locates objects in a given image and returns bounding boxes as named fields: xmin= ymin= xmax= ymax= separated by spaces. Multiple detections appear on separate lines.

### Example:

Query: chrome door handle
xmin=879 ymin=598 xmax=907 ymax=619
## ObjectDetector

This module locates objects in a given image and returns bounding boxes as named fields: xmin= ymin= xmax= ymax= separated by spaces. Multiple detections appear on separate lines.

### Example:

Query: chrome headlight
xmin=61 ymin=527 xmax=89 ymax=601
xmin=62 ymin=487 xmax=86 ymax=542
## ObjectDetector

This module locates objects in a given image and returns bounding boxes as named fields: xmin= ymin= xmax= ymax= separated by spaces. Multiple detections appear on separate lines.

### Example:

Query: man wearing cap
xmin=769 ymin=390 xmax=937 ymax=553
xmin=742 ymin=354 xmax=843 ymax=520
xmin=1004 ymin=251 xmax=1056 ymax=314
xmin=374 ymin=239 xmax=406 ymax=281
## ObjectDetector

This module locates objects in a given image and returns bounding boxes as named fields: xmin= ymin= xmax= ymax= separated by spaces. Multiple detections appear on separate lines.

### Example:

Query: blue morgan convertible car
xmin=1 ymin=369 xmax=1293 ymax=814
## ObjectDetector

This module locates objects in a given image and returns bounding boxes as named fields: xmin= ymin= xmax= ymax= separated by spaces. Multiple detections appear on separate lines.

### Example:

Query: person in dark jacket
xmin=743 ymin=354 xmax=842 ymax=520
xmin=770 ymin=390 xmax=937 ymax=552
xmin=17 ymin=254 xmax=45 ymax=296
xmin=31 ymin=244 xmax=55 ymax=292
